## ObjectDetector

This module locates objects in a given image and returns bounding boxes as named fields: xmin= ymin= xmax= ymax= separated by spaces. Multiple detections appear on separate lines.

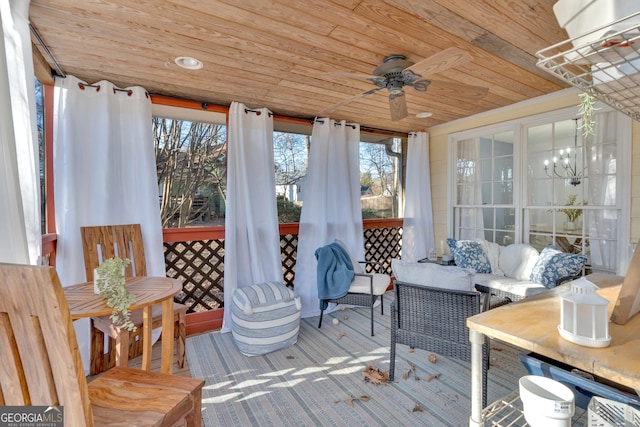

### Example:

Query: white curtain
xmin=402 ymin=132 xmax=434 ymax=262
xmin=53 ymin=75 xmax=165 ymax=368
xmin=0 ymin=0 xmax=41 ymax=264
xmin=295 ymin=119 xmax=362 ymax=318
xmin=457 ymin=137 xmax=485 ymax=239
xmin=586 ymin=110 xmax=618 ymax=272
xmin=222 ymin=102 xmax=283 ymax=333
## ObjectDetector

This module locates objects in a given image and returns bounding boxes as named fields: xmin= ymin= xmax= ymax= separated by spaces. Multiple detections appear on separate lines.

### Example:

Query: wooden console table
xmin=64 ymin=276 xmax=181 ymax=374
xmin=467 ymin=273 xmax=640 ymax=427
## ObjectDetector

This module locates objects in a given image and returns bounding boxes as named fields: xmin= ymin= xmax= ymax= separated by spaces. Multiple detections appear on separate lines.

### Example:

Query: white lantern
xmin=558 ymin=277 xmax=611 ymax=348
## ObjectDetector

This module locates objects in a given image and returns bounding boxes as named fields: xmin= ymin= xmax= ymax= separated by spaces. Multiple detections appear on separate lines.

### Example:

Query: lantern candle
xmin=558 ymin=277 xmax=611 ymax=348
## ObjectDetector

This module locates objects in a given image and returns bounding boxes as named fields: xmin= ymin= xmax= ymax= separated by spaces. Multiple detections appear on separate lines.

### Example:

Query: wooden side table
xmin=64 ymin=276 xmax=182 ymax=374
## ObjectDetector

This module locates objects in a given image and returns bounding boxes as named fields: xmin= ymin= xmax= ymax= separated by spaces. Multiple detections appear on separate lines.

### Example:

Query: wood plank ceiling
xmin=28 ymin=0 xmax=570 ymax=134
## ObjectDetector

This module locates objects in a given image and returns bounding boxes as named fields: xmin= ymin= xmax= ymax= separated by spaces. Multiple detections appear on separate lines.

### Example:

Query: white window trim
xmin=448 ymin=105 xmax=632 ymax=274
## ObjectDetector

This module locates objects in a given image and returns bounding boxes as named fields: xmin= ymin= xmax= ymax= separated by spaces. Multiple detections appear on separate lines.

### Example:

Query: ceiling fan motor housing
xmin=385 ymin=75 xmax=405 ymax=94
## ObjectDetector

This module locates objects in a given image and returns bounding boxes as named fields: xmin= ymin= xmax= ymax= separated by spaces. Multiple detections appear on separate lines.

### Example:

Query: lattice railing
xmin=164 ymin=239 xmax=225 ymax=312
xmin=162 ymin=219 xmax=403 ymax=313
xmin=363 ymin=221 xmax=403 ymax=275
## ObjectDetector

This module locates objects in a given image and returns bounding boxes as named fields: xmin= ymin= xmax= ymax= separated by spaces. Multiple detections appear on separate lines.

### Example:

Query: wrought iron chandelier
xmin=543 ymin=119 xmax=584 ymax=186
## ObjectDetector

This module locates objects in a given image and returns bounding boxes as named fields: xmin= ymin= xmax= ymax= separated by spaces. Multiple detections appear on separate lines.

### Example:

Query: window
xmin=525 ymin=109 xmax=627 ymax=274
xmin=359 ymin=138 xmax=402 ymax=218
xmin=451 ymin=128 xmax=515 ymax=245
xmin=152 ymin=103 xmax=402 ymax=226
xmin=153 ymin=115 xmax=227 ymax=228
xmin=450 ymin=106 xmax=631 ymax=275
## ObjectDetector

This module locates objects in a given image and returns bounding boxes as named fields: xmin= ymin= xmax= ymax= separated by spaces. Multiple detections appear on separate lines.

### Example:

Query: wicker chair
xmin=389 ymin=280 xmax=489 ymax=408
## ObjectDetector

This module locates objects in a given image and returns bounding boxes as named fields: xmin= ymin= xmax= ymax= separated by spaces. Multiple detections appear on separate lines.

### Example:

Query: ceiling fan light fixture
xmin=416 ymin=111 xmax=433 ymax=118
xmin=175 ymin=56 xmax=203 ymax=70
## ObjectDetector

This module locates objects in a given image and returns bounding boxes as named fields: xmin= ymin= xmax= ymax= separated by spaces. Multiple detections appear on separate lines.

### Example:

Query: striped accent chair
xmin=231 ymin=281 xmax=302 ymax=356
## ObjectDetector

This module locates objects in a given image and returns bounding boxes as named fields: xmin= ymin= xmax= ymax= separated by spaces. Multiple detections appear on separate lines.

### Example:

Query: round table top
xmin=63 ymin=276 xmax=182 ymax=320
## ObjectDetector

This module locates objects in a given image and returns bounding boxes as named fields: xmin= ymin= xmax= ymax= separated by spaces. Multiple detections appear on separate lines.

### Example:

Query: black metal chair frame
xmin=318 ymin=261 xmax=386 ymax=336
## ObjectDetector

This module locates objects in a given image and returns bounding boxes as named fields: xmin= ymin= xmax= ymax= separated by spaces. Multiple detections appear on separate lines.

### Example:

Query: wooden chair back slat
xmin=0 ymin=263 xmax=93 ymax=425
xmin=81 ymin=224 xmax=147 ymax=281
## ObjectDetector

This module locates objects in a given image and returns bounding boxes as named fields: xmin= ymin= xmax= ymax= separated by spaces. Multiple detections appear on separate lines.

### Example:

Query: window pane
xmin=496 ymin=207 xmax=515 ymax=230
xmin=35 ymin=79 xmax=46 ymax=233
xmin=274 ymin=131 xmax=307 ymax=223
xmin=153 ymin=117 xmax=227 ymax=228
xmin=360 ymin=139 xmax=400 ymax=218
xmin=483 ymin=207 xmax=494 ymax=229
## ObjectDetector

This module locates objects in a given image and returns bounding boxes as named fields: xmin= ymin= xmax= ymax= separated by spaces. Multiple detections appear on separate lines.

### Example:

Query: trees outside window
xmin=152 ymin=106 xmax=402 ymax=227
xmin=359 ymin=139 xmax=401 ymax=219
xmin=153 ymin=117 xmax=227 ymax=228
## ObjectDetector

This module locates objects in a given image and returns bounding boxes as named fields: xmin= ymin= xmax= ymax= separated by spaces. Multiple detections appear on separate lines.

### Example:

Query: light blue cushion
xmin=446 ymin=238 xmax=492 ymax=273
xmin=529 ymin=245 xmax=587 ymax=288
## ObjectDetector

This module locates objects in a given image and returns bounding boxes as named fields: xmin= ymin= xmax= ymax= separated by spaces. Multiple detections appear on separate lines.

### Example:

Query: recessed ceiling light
xmin=174 ymin=56 xmax=203 ymax=70
xmin=416 ymin=111 xmax=433 ymax=118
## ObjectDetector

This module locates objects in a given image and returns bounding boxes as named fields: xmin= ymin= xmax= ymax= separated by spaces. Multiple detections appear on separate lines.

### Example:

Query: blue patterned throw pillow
xmin=446 ymin=238 xmax=492 ymax=273
xmin=529 ymin=245 xmax=587 ymax=288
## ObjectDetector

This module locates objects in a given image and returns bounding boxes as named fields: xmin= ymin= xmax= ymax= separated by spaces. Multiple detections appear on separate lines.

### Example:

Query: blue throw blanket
xmin=315 ymin=242 xmax=355 ymax=310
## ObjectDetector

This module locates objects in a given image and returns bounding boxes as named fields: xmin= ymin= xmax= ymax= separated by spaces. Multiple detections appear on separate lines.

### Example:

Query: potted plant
xmin=560 ymin=194 xmax=588 ymax=230
xmin=94 ymin=257 xmax=137 ymax=331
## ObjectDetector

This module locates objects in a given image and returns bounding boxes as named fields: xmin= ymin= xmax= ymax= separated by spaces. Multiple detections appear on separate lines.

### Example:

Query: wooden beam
xmin=31 ymin=43 xmax=54 ymax=85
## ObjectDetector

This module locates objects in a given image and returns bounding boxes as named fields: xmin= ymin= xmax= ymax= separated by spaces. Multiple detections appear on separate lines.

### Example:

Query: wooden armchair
xmin=389 ymin=280 xmax=489 ymax=408
xmin=0 ymin=262 xmax=204 ymax=426
xmin=81 ymin=224 xmax=187 ymax=375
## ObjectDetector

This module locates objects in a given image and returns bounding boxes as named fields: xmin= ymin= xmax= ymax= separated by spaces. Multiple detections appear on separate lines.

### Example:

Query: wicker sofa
xmin=445 ymin=239 xmax=586 ymax=309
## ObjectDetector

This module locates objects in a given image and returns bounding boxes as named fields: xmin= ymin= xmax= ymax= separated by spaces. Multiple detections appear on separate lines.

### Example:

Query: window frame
xmin=448 ymin=105 xmax=632 ymax=274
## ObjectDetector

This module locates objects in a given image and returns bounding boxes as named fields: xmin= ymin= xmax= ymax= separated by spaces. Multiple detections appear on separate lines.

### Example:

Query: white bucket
xmin=519 ymin=375 xmax=575 ymax=427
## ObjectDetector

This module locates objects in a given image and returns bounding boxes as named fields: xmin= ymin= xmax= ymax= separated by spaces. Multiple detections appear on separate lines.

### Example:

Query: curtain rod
xmin=77 ymin=82 xmax=148 ymax=97
xmin=150 ymin=94 xmax=408 ymax=137
xmin=313 ymin=118 xmax=357 ymax=129
xmin=245 ymin=107 xmax=273 ymax=117
xmin=29 ymin=23 xmax=66 ymax=78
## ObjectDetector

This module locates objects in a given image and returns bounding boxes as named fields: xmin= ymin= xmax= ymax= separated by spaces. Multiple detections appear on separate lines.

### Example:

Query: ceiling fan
xmin=319 ymin=47 xmax=488 ymax=121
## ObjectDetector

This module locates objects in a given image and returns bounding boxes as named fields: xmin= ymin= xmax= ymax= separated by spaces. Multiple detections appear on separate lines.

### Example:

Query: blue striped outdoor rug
xmin=186 ymin=293 xmax=527 ymax=426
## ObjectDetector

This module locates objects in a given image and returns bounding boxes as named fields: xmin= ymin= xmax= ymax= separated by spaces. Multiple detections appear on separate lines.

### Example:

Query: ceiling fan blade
xmin=318 ymin=87 xmax=385 ymax=116
xmin=389 ymin=91 xmax=408 ymax=121
xmin=321 ymin=72 xmax=378 ymax=81
xmin=428 ymin=79 xmax=489 ymax=99
xmin=406 ymin=47 xmax=472 ymax=77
